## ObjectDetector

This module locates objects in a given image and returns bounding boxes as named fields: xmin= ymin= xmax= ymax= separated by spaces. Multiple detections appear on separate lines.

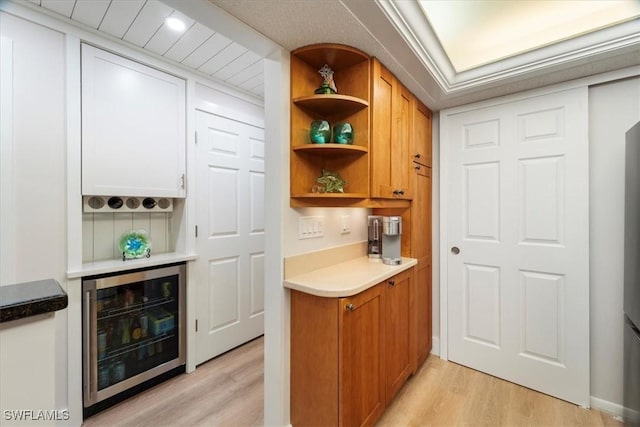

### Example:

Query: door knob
xmin=451 ymin=246 xmax=460 ymax=255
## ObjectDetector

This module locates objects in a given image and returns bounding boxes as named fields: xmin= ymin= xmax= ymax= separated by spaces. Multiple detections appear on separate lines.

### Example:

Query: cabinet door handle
xmin=388 ymin=280 xmax=395 ymax=287
xmin=345 ymin=303 xmax=355 ymax=312
xmin=415 ymin=165 xmax=421 ymax=171
xmin=414 ymin=153 xmax=421 ymax=159
xmin=180 ymin=174 xmax=185 ymax=189
xmin=398 ymin=190 xmax=405 ymax=196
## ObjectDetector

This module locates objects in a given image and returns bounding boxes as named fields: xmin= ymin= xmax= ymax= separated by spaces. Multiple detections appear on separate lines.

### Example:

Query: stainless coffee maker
xmin=382 ymin=216 xmax=402 ymax=265
xmin=367 ymin=215 xmax=383 ymax=259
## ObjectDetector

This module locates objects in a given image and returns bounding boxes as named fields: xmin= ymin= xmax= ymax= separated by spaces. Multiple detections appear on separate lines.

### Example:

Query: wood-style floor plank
xmin=82 ymin=336 xmax=264 ymax=427
xmin=378 ymin=355 xmax=623 ymax=427
xmin=83 ymin=337 xmax=622 ymax=427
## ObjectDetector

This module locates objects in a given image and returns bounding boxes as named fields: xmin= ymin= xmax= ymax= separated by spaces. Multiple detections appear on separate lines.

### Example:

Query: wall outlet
xmin=298 ymin=216 xmax=324 ymax=239
xmin=341 ymin=215 xmax=351 ymax=234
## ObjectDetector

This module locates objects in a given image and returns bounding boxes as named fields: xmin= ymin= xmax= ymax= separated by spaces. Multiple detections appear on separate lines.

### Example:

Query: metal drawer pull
xmin=346 ymin=303 xmax=355 ymax=312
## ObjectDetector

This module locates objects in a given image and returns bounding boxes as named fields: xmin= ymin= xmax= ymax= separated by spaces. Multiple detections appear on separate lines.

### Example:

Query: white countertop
xmin=284 ymin=256 xmax=417 ymax=297
xmin=67 ymin=252 xmax=198 ymax=279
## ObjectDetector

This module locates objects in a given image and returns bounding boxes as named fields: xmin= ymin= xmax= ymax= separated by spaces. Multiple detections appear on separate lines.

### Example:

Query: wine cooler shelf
xmin=83 ymin=264 xmax=186 ymax=414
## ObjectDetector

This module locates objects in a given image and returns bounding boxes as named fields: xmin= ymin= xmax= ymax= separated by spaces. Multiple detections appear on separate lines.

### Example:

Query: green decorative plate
xmin=119 ymin=230 xmax=151 ymax=260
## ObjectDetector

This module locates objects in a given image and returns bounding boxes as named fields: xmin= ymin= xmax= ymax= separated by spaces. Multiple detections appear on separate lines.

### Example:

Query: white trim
xmin=65 ymin=35 xmax=82 ymax=273
xmin=430 ymin=336 xmax=440 ymax=357
xmin=63 ymin=34 xmax=83 ymax=427
xmin=442 ymin=65 xmax=640 ymax=117
xmin=377 ymin=0 xmax=640 ymax=94
xmin=438 ymin=103 xmax=449 ymax=361
xmin=185 ymin=78 xmax=198 ymax=374
xmin=0 ymin=35 xmax=15 ymax=286
xmin=375 ymin=0 xmax=452 ymax=92
xmin=590 ymin=396 xmax=625 ymax=417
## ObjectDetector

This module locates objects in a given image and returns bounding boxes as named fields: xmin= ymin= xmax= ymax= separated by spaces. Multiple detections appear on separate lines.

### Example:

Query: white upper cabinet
xmin=81 ymin=44 xmax=186 ymax=197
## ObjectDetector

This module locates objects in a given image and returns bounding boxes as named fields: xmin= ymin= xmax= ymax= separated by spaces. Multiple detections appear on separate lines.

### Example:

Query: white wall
xmin=589 ymin=77 xmax=640 ymax=411
xmin=0 ymin=12 xmax=66 ymax=286
xmin=0 ymin=10 xmax=67 ymax=420
xmin=263 ymin=48 xmax=290 ymax=427
xmin=283 ymin=207 xmax=369 ymax=257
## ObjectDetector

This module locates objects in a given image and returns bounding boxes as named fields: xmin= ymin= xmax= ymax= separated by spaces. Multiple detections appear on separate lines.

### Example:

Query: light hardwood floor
xmin=83 ymin=336 xmax=264 ymax=427
xmin=83 ymin=337 xmax=622 ymax=427
xmin=378 ymin=356 xmax=622 ymax=427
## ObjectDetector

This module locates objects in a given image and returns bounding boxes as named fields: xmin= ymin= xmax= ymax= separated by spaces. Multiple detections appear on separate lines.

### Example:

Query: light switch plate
xmin=299 ymin=216 xmax=324 ymax=239
xmin=341 ymin=215 xmax=351 ymax=234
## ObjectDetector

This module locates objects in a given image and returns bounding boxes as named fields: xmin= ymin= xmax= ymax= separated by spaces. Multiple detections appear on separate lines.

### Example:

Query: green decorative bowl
xmin=309 ymin=120 xmax=331 ymax=144
xmin=119 ymin=230 xmax=151 ymax=260
xmin=333 ymin=122 xmax=353 ymax=144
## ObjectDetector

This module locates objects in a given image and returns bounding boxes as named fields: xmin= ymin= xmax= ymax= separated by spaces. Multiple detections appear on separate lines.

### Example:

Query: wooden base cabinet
xmin=290 ymin=268 xmax=415 ymax=427
xmin=384 ymin=268 xmax=414 ymax=402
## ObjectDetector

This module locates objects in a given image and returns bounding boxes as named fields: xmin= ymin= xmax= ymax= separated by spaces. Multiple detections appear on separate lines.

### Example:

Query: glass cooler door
xmin=83 ymin=264 xmax=185 ymax=407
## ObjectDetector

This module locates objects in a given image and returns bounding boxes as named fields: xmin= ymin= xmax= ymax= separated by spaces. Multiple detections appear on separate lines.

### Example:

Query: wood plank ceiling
xmin=30 ymin=0 xmax=265 ymax=98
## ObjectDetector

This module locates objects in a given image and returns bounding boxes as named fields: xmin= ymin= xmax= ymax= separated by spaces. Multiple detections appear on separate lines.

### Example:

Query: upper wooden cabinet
xmin=290 ymin=44 xmax=371 ymax=205
xmin=81 ymin=44 xmax=186 ymax=198
xmin=370 ymin=59 xmax=414 ymax=200
xmin=413 ymin=101 xmax=433 ymax=167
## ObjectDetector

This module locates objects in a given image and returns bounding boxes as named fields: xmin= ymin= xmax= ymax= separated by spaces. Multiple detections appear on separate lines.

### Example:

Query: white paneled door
xmin=195 ymin=110 xmax=265 ymax=365
xmin=444 ymin=87 xmax=589 ymax=406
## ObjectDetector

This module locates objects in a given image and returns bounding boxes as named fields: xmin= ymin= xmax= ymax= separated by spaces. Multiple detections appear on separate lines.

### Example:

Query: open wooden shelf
xmin=293 ymin=144 xmax=368 ymax=156
xmin=290 ymin=44 xmax=371 ymax=205
xmin=292 ymin=192 xmax=368 ymax=199
xmin=293 ymin=95 xmax=368 ymax=117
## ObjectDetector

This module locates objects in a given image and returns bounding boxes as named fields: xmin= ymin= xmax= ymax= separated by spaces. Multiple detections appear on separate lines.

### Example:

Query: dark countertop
xmin=0 ymin=279 xmax=68 ymax=323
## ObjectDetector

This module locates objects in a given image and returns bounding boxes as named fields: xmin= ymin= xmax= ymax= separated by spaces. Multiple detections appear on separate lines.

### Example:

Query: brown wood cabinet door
xmin=290 ymin=290 xmax=340 ymax=427
xmin=371 ymin=59 xmax=393 ymax=199
xmin=416 ymin=259 xmax=432 ymax=366
xmin=413 ymin=164 xmax=433 ymax=367
xmin=339 ymin=284 xmax=385 ymax=427
xmin=371 ymin=60 xmax=412 ymax=200
xmin=392 ymin=83 xmax=414 ymax=199
xmin=413 ymin=101 xmax=432 ymax=167
xmin=384 ymin=269 xmax=414 ymax=402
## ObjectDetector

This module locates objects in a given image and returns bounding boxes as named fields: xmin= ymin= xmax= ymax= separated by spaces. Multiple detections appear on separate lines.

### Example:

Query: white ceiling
xmin=24 ymin=0 xmax=640 ymax=110
xmin=28 ymin=0 xmax=265 ymax=99
xmin=209 ymin=0 xmax=640 ymax=110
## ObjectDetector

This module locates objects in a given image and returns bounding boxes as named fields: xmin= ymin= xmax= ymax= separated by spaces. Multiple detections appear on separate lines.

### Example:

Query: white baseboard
xmin=431 ymin=336 xmax=440 ymax=357
xmin=590 ymin=396 xmax=625 ymax=418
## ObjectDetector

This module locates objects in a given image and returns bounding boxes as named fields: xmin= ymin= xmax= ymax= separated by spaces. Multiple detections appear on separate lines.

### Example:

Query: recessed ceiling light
xmin=165 ymin=16 xmax=186 ymax=32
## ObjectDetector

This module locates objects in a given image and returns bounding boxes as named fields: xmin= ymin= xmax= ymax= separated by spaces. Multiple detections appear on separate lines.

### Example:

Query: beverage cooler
xmin=82 ymin=264 xmax=186 ymax=415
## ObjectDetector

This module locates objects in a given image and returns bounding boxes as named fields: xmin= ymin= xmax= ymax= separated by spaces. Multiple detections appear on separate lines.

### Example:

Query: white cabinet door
xmin=444 ymin=87 xmax=590 ymax=406
xmin=81 ymin=44 xmax=186 ymax=197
